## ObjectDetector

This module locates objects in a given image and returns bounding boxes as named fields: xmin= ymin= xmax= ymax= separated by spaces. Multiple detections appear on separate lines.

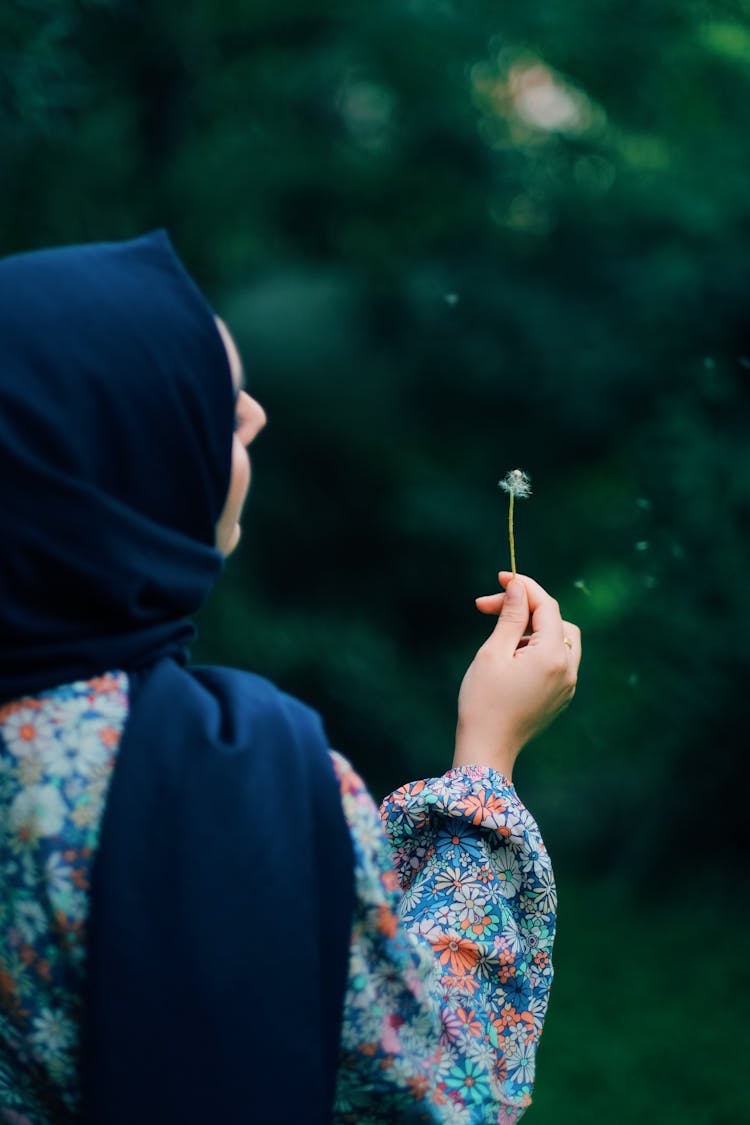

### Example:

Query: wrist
xmin=452 ymin=721 xmax=522 ymax=779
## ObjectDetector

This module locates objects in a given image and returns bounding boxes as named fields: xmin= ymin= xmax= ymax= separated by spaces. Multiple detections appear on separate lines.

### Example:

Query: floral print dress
xmin=0 ymin=674 xmax=555 ymax=1125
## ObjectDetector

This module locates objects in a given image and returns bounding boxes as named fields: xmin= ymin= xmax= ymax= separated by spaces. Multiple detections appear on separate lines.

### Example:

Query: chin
xmin=225 ymin=524 xmax=242 ymax=555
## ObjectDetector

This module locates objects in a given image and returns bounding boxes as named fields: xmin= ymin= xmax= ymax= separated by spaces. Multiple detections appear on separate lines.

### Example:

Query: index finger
xmin=498 ymin=571 xmax=564 ymax=647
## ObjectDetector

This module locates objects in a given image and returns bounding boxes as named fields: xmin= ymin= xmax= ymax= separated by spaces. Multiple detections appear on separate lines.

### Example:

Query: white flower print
xmin=452 ymin=885 xmax=488 ymax=929
xmin=433 ymin=865 xmax=482 ymax=896
xmin=505 ymin=1041 xmax=536 ymax=1085
xmin=491 ymin=848 xmax=523 ymax=898
xmin=13 ymin=900 xmax=47 ymax=945
xmin=16 ymin=755 xmax=44 ymax=787
xmin=529 ymin=867 xmax=556 ymax=915
xmin=30 ymin=1008 xmax=76 ymax=1063
xmin=437 ymin=1100 xmax=473 ymax=1124
xmin=1 ymin=709 xmax=55 ymax=759
xmin=44 ymin=725 xmax=112 ymax=780
xmin=397 ymin=880 xmax=423 ymax=915
xmin=44 ymin=851 xmax=74 ymax=899
xmin=8 ymin=785 xmax=66 ymax=839
xmin=519 ymin=842 xmax=548 ymax=879
xmin=525 ymin=994 xmax=549 ymax=1034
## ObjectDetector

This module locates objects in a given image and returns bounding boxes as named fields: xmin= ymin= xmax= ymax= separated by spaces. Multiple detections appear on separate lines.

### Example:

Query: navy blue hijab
xmin=0 ymin=233 xmax=354 ymax=1123
xmin=0 ymin=230 xmax=233 ymax=696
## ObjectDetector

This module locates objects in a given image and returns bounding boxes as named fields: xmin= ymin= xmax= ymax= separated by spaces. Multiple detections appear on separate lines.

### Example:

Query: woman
xmin=0 ymin=232 xmax=581 ymax=1124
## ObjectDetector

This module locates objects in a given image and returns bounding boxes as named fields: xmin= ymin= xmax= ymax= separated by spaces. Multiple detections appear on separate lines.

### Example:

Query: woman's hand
xmin=453 ymin=571 xmax=581 ymax=780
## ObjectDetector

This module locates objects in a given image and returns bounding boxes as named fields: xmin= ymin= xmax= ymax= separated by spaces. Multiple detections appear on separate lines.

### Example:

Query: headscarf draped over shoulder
xmin=0 ymin=234 xmax=354 ymax=1124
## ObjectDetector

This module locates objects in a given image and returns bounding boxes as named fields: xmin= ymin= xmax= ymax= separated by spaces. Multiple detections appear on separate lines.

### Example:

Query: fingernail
xmin=505 ymin=579 xmax=522 ymax=603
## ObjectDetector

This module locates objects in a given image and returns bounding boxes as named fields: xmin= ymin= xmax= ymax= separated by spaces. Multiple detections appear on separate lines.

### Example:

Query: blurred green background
xmin=3 ymin=1 xmax=749 ymax=1119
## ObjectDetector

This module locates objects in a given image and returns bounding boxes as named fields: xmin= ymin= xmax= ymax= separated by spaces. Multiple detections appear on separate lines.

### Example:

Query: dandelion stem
xmin=498 ymin=468 xmax=530 ymax=576
xmin=509 ymin=490 xmax=516 ymax=575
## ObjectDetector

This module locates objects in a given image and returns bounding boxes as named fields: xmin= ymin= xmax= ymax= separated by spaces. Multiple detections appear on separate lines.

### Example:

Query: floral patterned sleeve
xmin=330 ymin=753 xmax=556 ymax=1125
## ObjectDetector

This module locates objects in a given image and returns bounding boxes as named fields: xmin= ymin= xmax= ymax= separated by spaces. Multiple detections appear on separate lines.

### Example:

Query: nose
xmin=236 ymin=390 xmax=267 ymax=447
xmin=248 ymin=395 xmax=267 ymax=439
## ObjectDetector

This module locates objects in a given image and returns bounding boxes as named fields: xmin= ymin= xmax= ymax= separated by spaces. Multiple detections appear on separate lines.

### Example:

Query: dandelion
xmin=498 ymin=469 xmax=532 ymax=576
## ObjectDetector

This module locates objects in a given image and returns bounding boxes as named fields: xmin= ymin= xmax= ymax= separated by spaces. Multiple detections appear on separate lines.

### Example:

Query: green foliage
xmin=4 ymin=0 xmax=748 ymax=871
xmin=530 ymin=879 xmax=750 ymax=1123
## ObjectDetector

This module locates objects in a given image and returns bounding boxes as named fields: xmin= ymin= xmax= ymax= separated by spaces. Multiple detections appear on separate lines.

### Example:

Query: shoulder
xmin=132 ymin=658 xmax=328 ymax=754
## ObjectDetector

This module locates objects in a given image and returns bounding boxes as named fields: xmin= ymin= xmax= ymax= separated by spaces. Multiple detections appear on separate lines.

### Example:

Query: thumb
xmin=491 ymin=578 xmax=529 ymax=652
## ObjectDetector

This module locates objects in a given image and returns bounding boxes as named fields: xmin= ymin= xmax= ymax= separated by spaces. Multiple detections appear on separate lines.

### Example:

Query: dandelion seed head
xmin=498 ymin=468 xmax=532 ymax=499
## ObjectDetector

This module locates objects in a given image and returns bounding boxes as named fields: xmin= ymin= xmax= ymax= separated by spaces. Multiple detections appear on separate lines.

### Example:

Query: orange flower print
xmin=456 ymin=1007 xmax=482 ymax=1037
xmin=19 ymin=945 xmax=36 ymax=966
xmin=381 ymin=868 xmax=400 ymax=894
xmin=492 ymin=1053 xmax=509 ymax=1084
xmin=441 ymin=972 xmax=480 ymax=996
xmin=401 ymin=779 xmax=427 ymax=800
xmin=376 ymin=903 xmax=399 ymax=940
xmin=431 ymin=935 xmax=481 ymax=976
xmin=71 ymin=866 xmax=89 ymax=891
xmin=491 ymin=1002 xmax=519 ymax=1032
xmin=432 ymin=1081 xmax=450 ymax=1106
xmin=0 ymin=697 xmax=41 ymax=721
xmin=0 ymin=968 xmax=26 ymax=1024
xmin=457 ymin=789 xmax=509 ymax=828
xmin=89 ymin=673 xmax=122 ymax=694
xmin=407 ymin=1074 xmax=430 ymax=1100
xmin=533 ymin=949 xmax=550 ymax=969
xmin=0 ymin=968 xmax=16 ymax=999
xmin=459 ymin=910 xmax=498 ymax=938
